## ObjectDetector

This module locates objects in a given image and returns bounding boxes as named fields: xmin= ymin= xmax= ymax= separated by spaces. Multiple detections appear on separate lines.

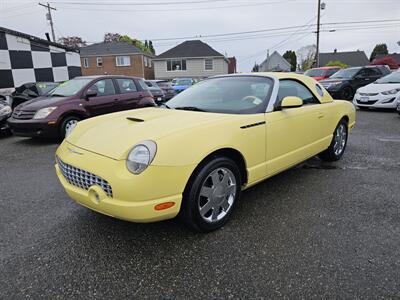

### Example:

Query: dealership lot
xmin=1 ymin=110 xmax=399 ymax=298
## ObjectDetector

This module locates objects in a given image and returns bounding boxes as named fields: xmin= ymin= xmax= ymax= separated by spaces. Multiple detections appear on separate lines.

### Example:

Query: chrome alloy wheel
xmin=64 ymin=119 xmax=78 ymax=136
xmin=333 ymin=123 xmax=347 ymax=156
xmin=198 ymin=167 xmax=237 ymax=223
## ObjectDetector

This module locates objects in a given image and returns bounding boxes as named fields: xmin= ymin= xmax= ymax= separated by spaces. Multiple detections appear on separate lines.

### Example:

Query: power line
xmin=50 ymin=0 xmax=259 ymax=5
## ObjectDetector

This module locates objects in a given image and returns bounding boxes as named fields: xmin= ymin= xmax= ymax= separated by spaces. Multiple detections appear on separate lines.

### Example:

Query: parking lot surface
xmin=1 ymin=110 xmax=399 ymax=298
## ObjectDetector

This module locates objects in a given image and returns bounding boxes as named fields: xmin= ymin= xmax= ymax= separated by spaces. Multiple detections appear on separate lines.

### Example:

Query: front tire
xmin=180 ymin=157 xmax=241 ymax=232
xmin=340 ymin=86 xmax=353 ymax=100
xmin=60 ymin=116 xmax=80 ymax=139
xmin=318 ymin=119 xmax=348 ymax=162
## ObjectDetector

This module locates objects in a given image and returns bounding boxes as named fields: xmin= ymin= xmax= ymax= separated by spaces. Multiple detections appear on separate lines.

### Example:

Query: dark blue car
xmin=172 ymin=78 xmax=195 ymax=94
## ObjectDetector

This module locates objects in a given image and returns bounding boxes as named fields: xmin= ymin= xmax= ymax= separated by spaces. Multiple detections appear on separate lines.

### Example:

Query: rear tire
xmin=180 ymin=156 xmax=241 ymax=232
xmin=60 ymin=116 xmax=80 ymax=139
xmin=318 ymin=119 xmax=348 ymax=162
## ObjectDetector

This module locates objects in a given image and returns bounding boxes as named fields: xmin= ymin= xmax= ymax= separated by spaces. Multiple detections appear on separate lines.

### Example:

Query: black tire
xmin=60 ymin=115 xmax=81 ymax=139
xmin=340 ymin=86 xmax=353 ymax=100
xmin=180 ymin=156 xmax=242 ymax=232
xmin=357 ymin=106 xmax=369 ymax=111
xmin=318 ymin=119 xmax=348 ymax=162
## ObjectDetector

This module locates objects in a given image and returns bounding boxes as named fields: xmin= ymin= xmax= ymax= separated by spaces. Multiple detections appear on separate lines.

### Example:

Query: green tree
xmin=283 ymin=50 xmax=297 ymax=71
xmin=325 ymin=60 xmax=348 ymax=68
xmin=370 ymin=43 xmax=388 ymax=61
xmin=252 ymin=63 xmax=259 ymax=72
xmin=149 ymin=41 xmax=155 ymax=55
xmin=119 ymin=35 xmax=153 ymax=55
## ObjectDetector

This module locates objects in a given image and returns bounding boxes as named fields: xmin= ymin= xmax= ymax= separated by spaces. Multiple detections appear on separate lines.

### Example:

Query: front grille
xmin=12 ymin=109 xmax=36 ymax=120
xmin=57 ymin=157 xmax=113 ymax=198
xmin=359 ymin=92 xmax=379 ymax=96
xmin=357 ymin=100 xmax=378 ymax=105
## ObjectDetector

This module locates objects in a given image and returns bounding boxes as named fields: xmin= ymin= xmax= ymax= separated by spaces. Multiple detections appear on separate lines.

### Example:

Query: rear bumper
xmin=55 ymin=141 xmax=196 ymax=223
xmin=7 ymin=117 xmax=59 ymax=138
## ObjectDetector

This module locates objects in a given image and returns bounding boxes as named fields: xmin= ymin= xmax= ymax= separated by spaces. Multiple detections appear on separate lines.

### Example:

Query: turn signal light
xmin=154 ymin=202 xmax=175 ymax=210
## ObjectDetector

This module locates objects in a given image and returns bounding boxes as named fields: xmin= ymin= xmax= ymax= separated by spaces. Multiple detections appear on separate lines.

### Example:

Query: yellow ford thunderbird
xmin=55 ymin=73 xmax=355 ymax=232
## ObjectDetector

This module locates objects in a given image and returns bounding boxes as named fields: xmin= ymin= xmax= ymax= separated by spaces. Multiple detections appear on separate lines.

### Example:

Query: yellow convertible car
xmin=55 ymin=73 xmax=355 ymax=232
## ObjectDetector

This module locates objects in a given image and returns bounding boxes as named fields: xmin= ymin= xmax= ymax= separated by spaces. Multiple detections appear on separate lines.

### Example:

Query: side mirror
xmin=279 ymin=96 xmax=303 ymax=109
xmin=85 ymin=90 xmax=97 ymax=100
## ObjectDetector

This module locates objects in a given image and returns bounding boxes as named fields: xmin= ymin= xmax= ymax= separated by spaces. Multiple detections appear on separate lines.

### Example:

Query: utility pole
xmin=315 ymin=0 xmax=321 ymax=67
xmin=315 ymin=1 xmax=326 ymax=67
xmin=39 ymin=2 xmax=56 ymax=42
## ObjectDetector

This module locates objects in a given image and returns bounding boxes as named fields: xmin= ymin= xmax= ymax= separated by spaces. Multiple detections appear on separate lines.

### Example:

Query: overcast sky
xmin=1 ymin=0 xmax=399 ymax=71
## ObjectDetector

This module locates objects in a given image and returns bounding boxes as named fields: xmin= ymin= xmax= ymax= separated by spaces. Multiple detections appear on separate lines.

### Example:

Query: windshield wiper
xmin=50 ymin=93 xmax=66 ymax=97
xmin=174 ymin=106 xmax=206 ymax=112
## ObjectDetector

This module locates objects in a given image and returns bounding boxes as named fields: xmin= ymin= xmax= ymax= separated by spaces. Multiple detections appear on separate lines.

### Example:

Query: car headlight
xmin=33 ymin=107 xmax=57 ymax=119
xmin=0 ymin=105 xmax=12 ymax=117
xmin=381 ymin=88 xmax=400 ymax=95
xmin=327 ymin=81 xmax=343 ymax=88
xmin=126 ymin=140 xmax=157 ymax=174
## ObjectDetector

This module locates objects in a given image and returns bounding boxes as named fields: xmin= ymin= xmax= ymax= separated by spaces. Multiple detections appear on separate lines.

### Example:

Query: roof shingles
xmin=80 ymin=42 xmax=146 ymax=56
xmin=319 ymin=51 xmax=369 ymax=67
xmin=156 ymin=40 xmax=224 ymax=59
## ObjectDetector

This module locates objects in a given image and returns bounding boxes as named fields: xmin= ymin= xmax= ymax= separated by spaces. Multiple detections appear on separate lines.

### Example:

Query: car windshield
xmin=305 ymin=69 xmax=326 ymax=77
xmin=330 ymin=68 xmax=360 ymax=79
xmin=166 ymin=76 xmax=273 ymax=114
xmin=175 ymin=79 xmax=192 ymax=86
xmin=48 ymin=78 xmax=92 ymax=97
xmin=375 ymin=71 xmax=400 ymax=84
xmin=37 ymin=83 xmax=59 ymax=95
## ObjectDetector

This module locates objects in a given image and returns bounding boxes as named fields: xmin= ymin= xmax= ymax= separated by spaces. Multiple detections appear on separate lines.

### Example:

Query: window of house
xmin=87 ymin=79 xmax=116 ymax=96
xmin=83 ymin=58 xmax=89 ymax=68
xmin=167 ymin=59 xmax=187 ymax=71
xmin=116 ymin=78 xmax=138 ymax=93
xmin=277 ymin=79 xmax=320 ymax=105
xmin=96 ymin=57 xmax=102 ymax=67
xmin=205 ymin=58 xmax=213 ymax=70
xmin=116 ymin=56 xmax=131 ymax=67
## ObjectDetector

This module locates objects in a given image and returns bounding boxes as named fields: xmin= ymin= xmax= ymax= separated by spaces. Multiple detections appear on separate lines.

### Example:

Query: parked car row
xmin=7 ymin=76 xmax=156 ymax=139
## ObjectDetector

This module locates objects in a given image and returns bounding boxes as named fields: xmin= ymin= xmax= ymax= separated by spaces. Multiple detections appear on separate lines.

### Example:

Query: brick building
xmin=79 ymin=42 xmax=154 ymax=79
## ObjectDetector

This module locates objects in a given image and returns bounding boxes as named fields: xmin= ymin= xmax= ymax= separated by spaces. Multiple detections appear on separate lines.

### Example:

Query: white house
xmin=259 ymin=51 xmax=291 ymax=72
xmin=153 ymin=40 xmax=229 ymax=80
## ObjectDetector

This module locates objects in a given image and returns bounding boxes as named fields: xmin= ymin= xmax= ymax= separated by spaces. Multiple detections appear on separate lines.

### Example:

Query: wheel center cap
xmin=213 ymin=185 xmax=225 ymax=198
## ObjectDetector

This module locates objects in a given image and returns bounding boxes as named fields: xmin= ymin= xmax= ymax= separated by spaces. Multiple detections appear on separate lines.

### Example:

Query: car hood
xmin=358 ymin=82 xmax=400 ymax=93
xmin=173 ymin=85 xmax=190 ymax=90
xmin=17 ymin=96 xmax=71 ymax=111
xmin=320 ymin=78 xmax=348 ymax=84
xmin=66 ymin=107 xmax=233 ymax=160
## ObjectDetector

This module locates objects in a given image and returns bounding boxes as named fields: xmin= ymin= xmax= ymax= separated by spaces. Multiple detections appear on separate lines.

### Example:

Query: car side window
xmin=116 ymin=78 xmax=138 ymax=93
xmin=327 ymin=69 xmax=338 ymax=76
xmin=87 ymin=79 xmax=116 ymax=96
xmin=277 ymin=80 xmax=320 ymax=105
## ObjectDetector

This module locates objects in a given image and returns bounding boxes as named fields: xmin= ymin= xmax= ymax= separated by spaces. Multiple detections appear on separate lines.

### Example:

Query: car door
xmin=114 ymin=78 xmax=143 ymax=110
xmin=83 ymin=78 xmax=119 ymax=117
xmin=353 ymin=68 xmax=378 ymax=90
xmin=265 ymin=79 xmax=326 ymax=176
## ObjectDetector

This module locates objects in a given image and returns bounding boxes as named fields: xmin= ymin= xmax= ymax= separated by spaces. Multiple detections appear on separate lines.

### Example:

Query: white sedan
xmin=353 ymin=71 xmax=400 ymax=110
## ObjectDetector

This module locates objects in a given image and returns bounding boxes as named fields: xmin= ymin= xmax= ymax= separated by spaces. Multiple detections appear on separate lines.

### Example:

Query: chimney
xmin=334 ymin=48 xmax=337 ymax=53
xmin=45 ymin=32 xmax=51 ymax=42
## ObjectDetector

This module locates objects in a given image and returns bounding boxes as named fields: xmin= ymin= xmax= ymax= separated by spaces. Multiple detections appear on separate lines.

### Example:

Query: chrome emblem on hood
xmin=67 ymin=147 xmax=83 ymax=155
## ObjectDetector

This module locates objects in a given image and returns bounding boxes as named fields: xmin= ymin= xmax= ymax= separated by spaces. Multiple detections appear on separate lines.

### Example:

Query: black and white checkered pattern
xmin=0 ymin=29 xmax=82 ymax=90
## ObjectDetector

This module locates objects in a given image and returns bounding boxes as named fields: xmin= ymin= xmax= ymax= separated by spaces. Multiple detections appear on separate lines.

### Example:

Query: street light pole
xmin=39 ymin=2 xmax=57 ymax=42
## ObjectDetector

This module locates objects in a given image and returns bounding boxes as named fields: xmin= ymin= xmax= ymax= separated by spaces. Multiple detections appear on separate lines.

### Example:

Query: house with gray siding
xmin=153 ymin=40 xmax=229 ymax=80
xmin=259 ymin=51 xmax=291 ymax=72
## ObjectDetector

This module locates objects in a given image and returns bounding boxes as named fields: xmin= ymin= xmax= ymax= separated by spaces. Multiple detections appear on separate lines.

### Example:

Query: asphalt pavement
xmin=1 ymin=110 xmax=399 ymax=298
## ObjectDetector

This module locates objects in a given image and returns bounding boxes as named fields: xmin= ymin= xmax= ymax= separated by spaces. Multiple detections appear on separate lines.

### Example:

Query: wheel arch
xmin=186 ymin=147 xmax=248 ymax=189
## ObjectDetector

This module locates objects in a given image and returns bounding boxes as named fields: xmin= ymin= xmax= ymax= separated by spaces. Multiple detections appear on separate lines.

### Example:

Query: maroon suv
xmin=8 ymin=75 xmax=155 ymax=139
